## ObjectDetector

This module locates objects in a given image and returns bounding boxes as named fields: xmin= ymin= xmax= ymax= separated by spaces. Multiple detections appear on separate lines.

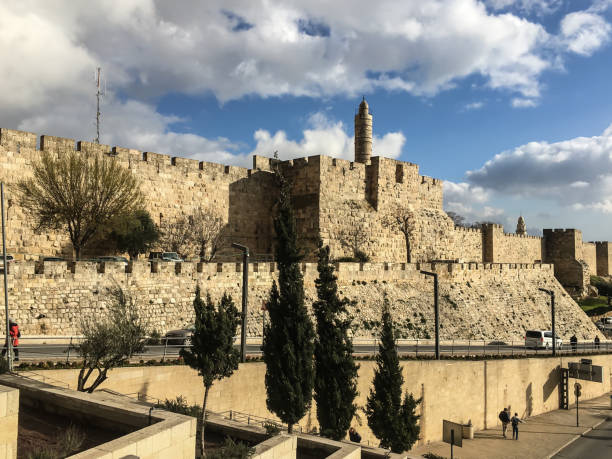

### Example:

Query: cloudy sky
xmin=2 ymin=0 xmax=612 ymax=239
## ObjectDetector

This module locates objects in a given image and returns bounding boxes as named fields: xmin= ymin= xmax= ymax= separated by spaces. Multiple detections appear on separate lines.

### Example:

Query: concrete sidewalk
xmin=411 ymin=393 xmax=611 ymax=459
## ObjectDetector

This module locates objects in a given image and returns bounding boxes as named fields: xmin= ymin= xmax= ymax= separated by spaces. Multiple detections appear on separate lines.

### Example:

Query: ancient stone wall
xmin=0 ymin=127 xmax=606 ymax=288
xmin=596 ymin=241 xmax=612 ymax=276
xmin=450 ymin=226 xmax=482 ymax=262
xmin=583 ymin=242 xmax=597 ymax=276
xmin=0 ymin=128 xmax=278 ymax=261
xmin=482 ymin=224 xmax=543 ymax=263
xmin=543 ymin=229 xmax=590 ymax=293
xmin=0 ymin=261 xmax=601 ymax=341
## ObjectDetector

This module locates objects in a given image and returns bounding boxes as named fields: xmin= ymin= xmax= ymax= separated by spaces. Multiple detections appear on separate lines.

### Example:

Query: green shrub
xmin=263 ymin=421 xmax=282 ymax=436
xmin=207 ymin=437 xmax=255 ymax=459
xmin=27 ymin=446 xmax=58 ymax=459
xmin=58 ymin=424 xmax=85 ymax=455
xmin=156 ymin=396 xmax=202 ymax=418
xmin=354 ymin=249 xmax=370 ymax=263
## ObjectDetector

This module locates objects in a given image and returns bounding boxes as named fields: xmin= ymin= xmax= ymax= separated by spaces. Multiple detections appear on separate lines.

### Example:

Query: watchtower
xmin=354 ymin=97 xmax=372 ymax=164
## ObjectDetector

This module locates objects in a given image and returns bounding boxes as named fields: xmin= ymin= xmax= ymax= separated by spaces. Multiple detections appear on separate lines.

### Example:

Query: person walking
xmin=499 ymin=407 xmax=511 ymax=438
xmin=348 ymin=427 xmax=361 ymax=443
xmin=1 ymin=317 xmax=20 ymax=361
xmin=511 ymin=413 xmax=523 ymax=440
xmin=570 ymin=334 xmax=578 ymax=352
xmin=594 ymin=335 xmax=600 ymax=350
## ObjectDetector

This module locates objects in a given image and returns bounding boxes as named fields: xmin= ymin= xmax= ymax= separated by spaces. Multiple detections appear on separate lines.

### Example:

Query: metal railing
xmin=4 ymin=336 xmax=612 ymax=363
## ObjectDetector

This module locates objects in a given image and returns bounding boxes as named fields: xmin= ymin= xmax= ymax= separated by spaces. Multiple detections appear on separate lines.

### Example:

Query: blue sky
xmin=2 ymin=0 xmax=612 ymax=239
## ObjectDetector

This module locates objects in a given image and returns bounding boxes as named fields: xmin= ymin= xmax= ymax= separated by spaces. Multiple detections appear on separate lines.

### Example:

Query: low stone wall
xmin=28 ymin=353 xmax=612 ymax=449
xmin=0 ymin=261 xmax=603 ymax=341
xmin=0 ymin=385 xmax=18 ymax=459
xmin=0 ymin=374 xmax=196 ymax=459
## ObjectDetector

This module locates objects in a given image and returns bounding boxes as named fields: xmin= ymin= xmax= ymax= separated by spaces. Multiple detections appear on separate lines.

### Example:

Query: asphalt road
xmin=552 ymin=417 xmax=612 ymax=459
xmin=9 ymin=341 xmax=607 ymax=361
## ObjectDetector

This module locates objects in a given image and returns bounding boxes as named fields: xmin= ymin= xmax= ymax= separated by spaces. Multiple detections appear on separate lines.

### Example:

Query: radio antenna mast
xmin=95 ymin=67 xmax=103 ymax=144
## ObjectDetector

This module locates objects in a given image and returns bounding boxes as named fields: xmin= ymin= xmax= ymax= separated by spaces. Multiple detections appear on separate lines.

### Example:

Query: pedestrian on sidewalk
xmin=1 ymin=317 xmax=20 ymax=362
xmin=511 ymin=413 xmax=523 ymax=440
xmin=499 ymin=407 xmax=511 ymax=438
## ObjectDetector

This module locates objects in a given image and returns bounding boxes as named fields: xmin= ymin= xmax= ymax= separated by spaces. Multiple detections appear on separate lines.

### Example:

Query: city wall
xmin=0 ymin=127 xmax=609 ymax=291
xmin=0 ymin=261 xmax=601 ymax=341
xmin=33 ymin=354 xmax=612 ymax=447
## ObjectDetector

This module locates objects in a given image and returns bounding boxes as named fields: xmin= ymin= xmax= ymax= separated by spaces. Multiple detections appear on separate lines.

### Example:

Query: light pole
xmin=420 ymin=270 xmax=440 ymax=360
xmin=1 ymin=183 xmax=12 ymax=371
xmin=539 ymin=288 xmax=556 ymax=356
xmin=232 ymin=243 xmax=249 ymax=363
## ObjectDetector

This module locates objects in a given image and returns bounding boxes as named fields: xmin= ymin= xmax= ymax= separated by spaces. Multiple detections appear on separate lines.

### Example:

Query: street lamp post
xmin=232 ymin=243 xmax=249 ymax=363
xmin=1 ymin=183 xmax=12 ymax=371
xmin=420 ymin=270 xmax=440 ymax=360
xmin=539 ymin=288 xmax=556 ymax=356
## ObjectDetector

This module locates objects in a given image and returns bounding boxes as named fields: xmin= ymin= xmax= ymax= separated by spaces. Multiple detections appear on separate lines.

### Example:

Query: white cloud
xmin=511 ymin=98 xmax=538 ymax=108
xmin=486 ymin=0 xmax=563 ymax=14
xmin=466 ymin=123 xmax=612 ymax=213
xmin=560 ymin=12 xmax=611 ymax=56
xmin=0 ymin=0 xmax=584 ymax=107
xmin=0 ymin=0 xmax=610 ymax=162
xmin=443 ymin=181 xmax=507 ymax=224
xmin=251 ymin=112 xmax=405 ymax=162
xmin=464 ymin=101 xmax=484 ymax=110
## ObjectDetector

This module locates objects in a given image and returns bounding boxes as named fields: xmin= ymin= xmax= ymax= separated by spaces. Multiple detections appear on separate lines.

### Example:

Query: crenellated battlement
xmin=0 ymin=127 xmax=254 ymax=179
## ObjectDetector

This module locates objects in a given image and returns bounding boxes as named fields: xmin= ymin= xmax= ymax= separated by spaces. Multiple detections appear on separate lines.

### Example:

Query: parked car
xmin=164 ymin=325 xmax=195 ymax=345
xmin=596 ymin=317 xmax=612 ymax=331
xmin=97 ymin=256 xmax=129 ymax=265
xmin=149 ymin=252 xmax=183 ymax=262
xmin=524 ymin=330 xmax=563 ymax=349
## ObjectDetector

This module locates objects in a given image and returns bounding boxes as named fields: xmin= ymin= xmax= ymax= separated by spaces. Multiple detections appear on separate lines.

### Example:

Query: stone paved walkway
xmin=410 ymin=393 xmax=611 ymax=459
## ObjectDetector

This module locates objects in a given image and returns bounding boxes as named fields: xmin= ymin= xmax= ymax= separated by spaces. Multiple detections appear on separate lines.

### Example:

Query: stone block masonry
xmin=0 ymin=385 xmax=18 ymax=459
xmin=1 ymin=106 xmax=610 ymax=294
xmin=0 ymin=261 xmax=602 ymax=341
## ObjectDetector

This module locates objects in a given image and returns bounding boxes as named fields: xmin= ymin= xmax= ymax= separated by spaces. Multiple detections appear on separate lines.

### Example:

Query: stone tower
xmin=516 ymin=216 xmax=526 ymax=235
xmin=354 ymin=97 xmax=372 ymax=164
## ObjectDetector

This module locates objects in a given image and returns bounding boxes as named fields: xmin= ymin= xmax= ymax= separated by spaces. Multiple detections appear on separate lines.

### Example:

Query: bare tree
xmin=446 ymin=211 xmax=466 ymax=227
xmin=17 ymin=151 xmax=142 ymax=259
xmin=337 ymin=224 xmax=370 ymax=262
xmin=191 ymin=209 xmax=225 ymax=262
xmin=159 ymin=209 xmax=225 ymax=261
xmin=159 ymin=215 xmax=195 ymax=258
xmin=383 ymin=205 xmax=416 ymax=263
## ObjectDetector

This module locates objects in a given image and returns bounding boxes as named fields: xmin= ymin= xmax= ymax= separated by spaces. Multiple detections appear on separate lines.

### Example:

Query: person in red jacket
xmin=2 ymin=318 xmax=19 ymax=361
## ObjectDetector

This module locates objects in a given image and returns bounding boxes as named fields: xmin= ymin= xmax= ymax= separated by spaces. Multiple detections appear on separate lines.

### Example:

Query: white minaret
xmin=354 ymin=98 xmax=372 ymax=164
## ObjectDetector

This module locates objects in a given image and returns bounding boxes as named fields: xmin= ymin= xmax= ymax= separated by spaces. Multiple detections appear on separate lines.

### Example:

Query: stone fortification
xmin=0 ymin=99 xmax=610 ymax=294
xmin=0 ymin=260 xmax=601 ymax=341
xmin=596 ymin=241 xmax=612 ymax=277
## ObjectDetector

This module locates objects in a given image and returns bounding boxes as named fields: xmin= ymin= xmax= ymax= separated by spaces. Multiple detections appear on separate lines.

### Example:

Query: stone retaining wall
xmin=0 ymin=261 xmax=602 ymax=341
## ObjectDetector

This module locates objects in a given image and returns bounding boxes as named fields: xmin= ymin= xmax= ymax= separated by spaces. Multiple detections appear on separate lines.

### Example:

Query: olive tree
xmin=75 ymin=287 xmax=148 ymax=393
xmin=17 ymin=151 xmax=142 ymax=259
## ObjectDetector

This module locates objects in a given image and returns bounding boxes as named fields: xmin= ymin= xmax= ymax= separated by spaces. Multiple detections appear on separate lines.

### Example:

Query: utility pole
xmin=232 ymin=243 xmax=249 ymax=362
xmin=539 ymin=288 xmax=556 ymax=356
xmin=420 ymin=270 xmax=440 ymax=359
xmin=1 ymin=183 xmax=12 ymax=371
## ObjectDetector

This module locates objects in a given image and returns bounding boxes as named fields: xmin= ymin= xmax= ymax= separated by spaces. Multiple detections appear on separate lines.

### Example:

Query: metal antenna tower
xmin=95 ymin=67 xmax=103 ymax=144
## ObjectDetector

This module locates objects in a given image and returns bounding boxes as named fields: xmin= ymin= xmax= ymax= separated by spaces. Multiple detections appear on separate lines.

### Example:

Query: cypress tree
xmin=313 ymin=240 xmax=359 ymax=440
xmin=262 ymin=165 xmax=315 ymax=433
xmin=366 ymin=299 xmax=421 ymax=452
xmin=181 ymin=286 xmax=240 ymax=457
